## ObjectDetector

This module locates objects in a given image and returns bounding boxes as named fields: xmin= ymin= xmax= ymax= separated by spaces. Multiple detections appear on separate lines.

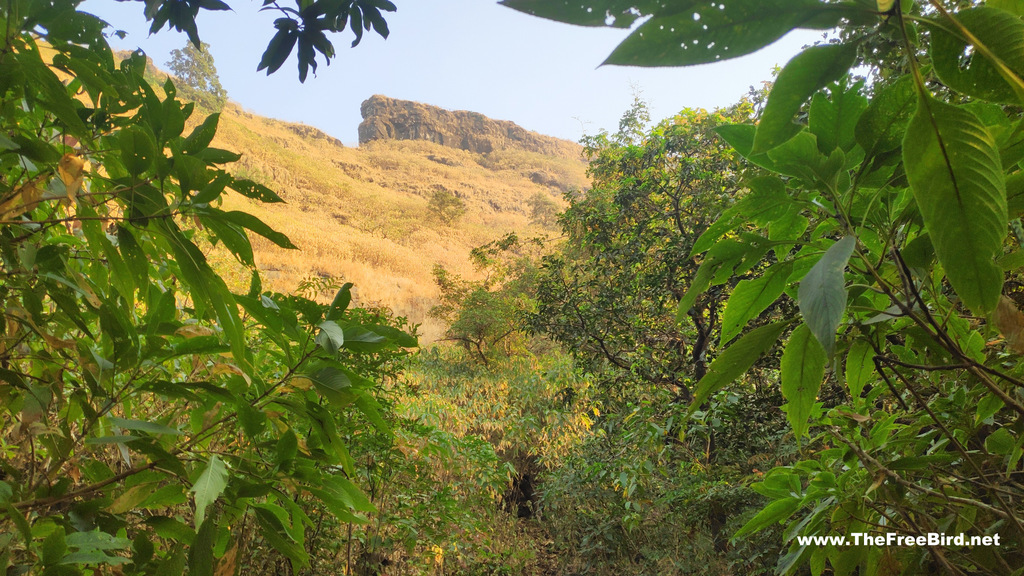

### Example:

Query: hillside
xmin=204 ymin=98 xmax=588 ymax=341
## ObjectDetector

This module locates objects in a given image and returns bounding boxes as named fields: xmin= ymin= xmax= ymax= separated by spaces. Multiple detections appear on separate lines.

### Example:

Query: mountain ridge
xmin=358 ymin=95 xmax=583 ymax=159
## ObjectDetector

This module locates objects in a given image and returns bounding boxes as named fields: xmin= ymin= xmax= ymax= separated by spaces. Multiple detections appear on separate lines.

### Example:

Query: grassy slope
xmin=202 ymin=102 xmax=587 ymax=341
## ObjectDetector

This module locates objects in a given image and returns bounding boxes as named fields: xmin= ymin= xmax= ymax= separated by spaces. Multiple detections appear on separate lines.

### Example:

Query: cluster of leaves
xmin=507 ymin=0 xmax=1024 ymax=573
xmin=528 ymin=102 xmax=754 ymax=393
xmin=0 ymin=2 xmax=419 ymax=575
xmin=485 ymin=102 xmax=795 ymax=575
xmin=120 ymin=0 xmax=397 ymax=82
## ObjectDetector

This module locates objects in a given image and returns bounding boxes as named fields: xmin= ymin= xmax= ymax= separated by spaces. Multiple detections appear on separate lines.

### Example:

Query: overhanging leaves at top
xmin=613 ymin=0 xmax=860 ymax=67
xmin=499 ymin=0 xmax=667 ymax=28
xmin=903 ymin=95 xmax=1006 ymax=314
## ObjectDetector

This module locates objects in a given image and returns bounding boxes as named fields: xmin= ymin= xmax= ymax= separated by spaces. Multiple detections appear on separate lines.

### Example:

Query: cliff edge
xmin=358 ymin=95 xmax=582 ymax=160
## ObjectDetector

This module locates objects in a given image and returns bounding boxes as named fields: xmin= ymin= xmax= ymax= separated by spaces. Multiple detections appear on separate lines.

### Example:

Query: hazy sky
xmin=82 ymin=1 xmax=820 ymax=145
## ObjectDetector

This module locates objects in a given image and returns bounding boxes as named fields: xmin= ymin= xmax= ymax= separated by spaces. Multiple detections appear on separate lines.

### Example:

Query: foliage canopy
xmin=503 ymin=0 xmax=1024 ymax=572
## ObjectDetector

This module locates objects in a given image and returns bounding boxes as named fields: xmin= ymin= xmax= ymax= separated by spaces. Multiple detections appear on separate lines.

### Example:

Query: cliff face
xmin=358 ymin=95 xmax=582 ymax=160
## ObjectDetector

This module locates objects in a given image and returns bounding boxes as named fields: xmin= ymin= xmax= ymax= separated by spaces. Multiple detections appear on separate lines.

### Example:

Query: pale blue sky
xmin=82 ymin=1 xmax=820 ymax=145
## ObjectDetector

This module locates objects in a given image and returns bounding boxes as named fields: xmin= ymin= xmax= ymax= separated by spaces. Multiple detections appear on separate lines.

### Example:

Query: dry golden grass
xmin=207 ymin=102 xmax=587 ymax=342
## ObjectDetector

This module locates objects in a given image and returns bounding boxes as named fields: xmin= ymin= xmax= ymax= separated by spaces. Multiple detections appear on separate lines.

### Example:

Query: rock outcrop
xmin=358 ymin=95 xmax=581 ymax=160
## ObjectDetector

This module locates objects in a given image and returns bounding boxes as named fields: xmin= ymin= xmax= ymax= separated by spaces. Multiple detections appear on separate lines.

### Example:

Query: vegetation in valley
xmin=2 ymin=0 xmax=1023 ymax=575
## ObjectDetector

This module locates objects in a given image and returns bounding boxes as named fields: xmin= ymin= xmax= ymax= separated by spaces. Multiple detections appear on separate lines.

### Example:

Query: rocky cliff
xmin=358 ymin=95 xmax=582 ymax=160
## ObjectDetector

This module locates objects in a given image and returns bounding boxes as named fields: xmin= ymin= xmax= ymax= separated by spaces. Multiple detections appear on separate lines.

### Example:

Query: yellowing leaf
xmin=215 ymin=542 xmax=238 ymax=576
xmin=0 ymin=175 xmax=47 ymax=220
xmin=211 ymin=362 xmax=251 ymax=385
xmin=176 ymin=325 xmax=217 ymax=339
xmin=877 ymin=0 xmax=895 ymax=12
xmin=58 ymin=153 xmax=86 ymax=200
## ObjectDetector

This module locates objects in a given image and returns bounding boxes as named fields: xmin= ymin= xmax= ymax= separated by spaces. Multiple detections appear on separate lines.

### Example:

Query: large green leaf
xmin=903 ymin=96 xmax=1006 ymax=314
xmin=808 ymin=81 xmax=868 ymax=153
xmin=753 ymin=43 xmax=859 ymax=154
xmin=719 ymin=262 xmax=793 ymax=345
xmin=780 ymin=324 xmax=826 ymax=439
xmin=930 ymin=7 xmax=1024 ymax=104
xmin=798 ymin=236 xmax=855 ymax=357
xmin=315 ymin=320 xmax=345 ymax=353
xmin=118 ymin=126 xmax=157 ymax=177
xmin=207 ymin=209 xmax=297 ymax=250
xmin=498 ymin=0 xmax=664 ymax=28
xmin=854 ymin=75 xmax=917 ymax=159
xmin=989 ymin=0 xmax=1024 ymax=16
xmin=844 ymin=339 xmax=874 ymax=398
xmin=688 ymin=321 xmax=790 ymax=413
xmin=190 ymin=455 xmax=228 ymax=528
xmin=603 ymin=0 xmax=851 ymax=67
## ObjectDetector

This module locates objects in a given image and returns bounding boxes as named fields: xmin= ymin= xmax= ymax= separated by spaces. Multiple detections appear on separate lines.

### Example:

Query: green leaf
xmin=363 ymin=324 xmax=418 ymax=348
xmin=355 ymin=392 xmax=392 ymax=437
xmin=228 ymin=179 xmax=285 ymax=203
xmin=183 ymin=113 xmax=220 ymax=154
xmin=798 ymin=236 xmax=856 ymax=357
xmin=714 ymin=124 xmax=780 ymax=172
xmin=64 ymin=530 xmax=132 ymax=551
xmin=676 ymin=259 xmax=715 ymax=322
xmin=41 ymin=526 xmax=67 ymax=566
xmin=325 ymin=283 xmax=353 ymax=321
xmin=753 ymin=43 xmax=859 ymax=154
xmin=689 ymin=321 xmax=790 ymax=413
xmin=734 ymin=497 xmax=802 ymax=539
xmin=308 ymin=366 xmax=356 ymax=406
xmin=315 ymin=320 xmax=345 ymax=353
xmin=844 ymin=339 xmax=874 ymax=398
xmin=155 ymin=545 xmax=188 ymax=576
xmin=146 ymin=517 xmax=196 ymax=546
xmin=809 ymin=81 xmax=868 ymax=153
xmin=187 ymin=513 xmax=216 ymax=576
xmin=258 ymin=27 xmax=298 ymax=75
xmin=903 ymin=96 xmax=1006 ymax=314
xmin=781 ymin=324 xmax=827 ymax=439
xmin=604 ymin=0 xmax=851 ymax=67
xmin=190 ymin=455 xmax=228 ymax=527
xmin=158 ymin=222 xmax=250 ymax=371
xmin=118 ymin=126 xmax=157 ymax=176
xmin=930 ymin=7 xmax=1024 ymax=104
xmin=989 ymin=0 xmax=1024 ymax=16
xmin=720 ymin=262 xmax=793 ymax=345
xmin=692 ymin=176 xmax=791 ymax=255
xmin=275 ymin=430 xmax=298 ymax=467
xmin=208 ymin=210 xmax=297 ymax=249
xmin=976 ymin=393 xmax=1005 ymax=425
xmin=855 ymin=75 xmax=917 ymax=158
xmin=986 ymin=427 xmax=1015 ymax=455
